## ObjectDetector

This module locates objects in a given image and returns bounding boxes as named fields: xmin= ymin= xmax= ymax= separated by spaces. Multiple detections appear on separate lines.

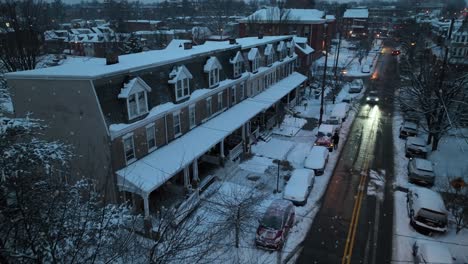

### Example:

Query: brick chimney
xmin=229 ymin=38 xmax=237 ymax=44
xmin=258 ymin=33 xmax=263 ymax=39
xmin=183 ymin=41 xmax=193 ymax=50
xmin=106 ymin=52 xmax=119 ymax=65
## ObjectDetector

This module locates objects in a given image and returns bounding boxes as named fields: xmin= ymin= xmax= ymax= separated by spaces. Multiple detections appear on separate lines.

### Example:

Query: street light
xmin=318 ymin=23 xmax=329 ymax=126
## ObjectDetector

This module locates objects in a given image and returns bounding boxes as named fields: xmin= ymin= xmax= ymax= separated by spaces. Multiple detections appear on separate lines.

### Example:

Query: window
xmin=176 ymin=78 xmax=190 ymax=100
xmin=189 ymin=104 xmax=196 ymax=129
xmin=252 ymin=57 xmax=260 ymax=72
xmin=205 ymin=56 xmax=222 ymax=87
xmin=206 ymin=98 xmax=212 ymax=117
xmin=248 ymin=48 xmax=260 ymax=73
xmin=240 ymin=82 xmax=245 ymax=100
xmin=209 ymin=68 xmax=219 ymax=87
xmin=118 ymin=77 xmax=151 ymax=121
xmin=146 ymin=124 xmax=156 ymax=151
xmin=169 ymin=65 xmax=193 ymax=102
xmin=138 ymin=92 xmax=147 ymax=113
xmin=173 ymin=112 xmax=181 ymax=137
xmin=231 ymin=86 xmax=236 ymax=105
xmin=123 ymin=134 xmax=135 ymax=164
xmin=128 ymin=94 xmax=138 ymax=118
xmin=234 ymin=61 xmax=243 ymax=77
xmin=218 ymin=92 xmax=223 ymax=110
xmin=230 ymin=51 xmax=244 ymax=78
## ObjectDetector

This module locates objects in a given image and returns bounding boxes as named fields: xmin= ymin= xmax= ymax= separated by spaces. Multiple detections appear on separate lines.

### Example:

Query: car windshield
xmin=261 ymin=215 xmax=282 ymax=229
xmin=369 ymin=91 xmax=378 ymax=96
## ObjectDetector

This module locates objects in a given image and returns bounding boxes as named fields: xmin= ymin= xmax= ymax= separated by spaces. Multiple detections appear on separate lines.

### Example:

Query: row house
xmin=6 ymin=36 xmax=306 ymax=218
xmin=238 ymin=7 xmax=336 ymax=60
xmin=342 ymin=8 xmax=369 ymax=39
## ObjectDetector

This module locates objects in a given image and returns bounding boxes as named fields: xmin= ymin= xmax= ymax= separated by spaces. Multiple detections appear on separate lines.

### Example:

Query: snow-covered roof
xmin=5 ymin=39 xmax=238 ymax=80
xmin=403 ymin=121 xmax=418 ymax=130
xmin=264 ymin=44 xmax=273 ymax=56
xmin=229 ymin=51 xmax=244 ymax=64
xmin=414 ymin=158 xmax=433 ymax=172
xmin=235 ymin=35 xmax=291 ymax=49
xmin=118 ymin=77 xmax=152 ymax=99
xmin=248 ymin=48 xmax=260 ymax=60
xmin=241 ymin=7 xmax=326 ymax=24
xmin=168 ymin=65 xmax=193 ymax=84
xmin=418 ymin=242 xmax=453 ymax=263
xmin=343 ymin=9 xmax=369 ymax=19
xmin=304 ymin=146 xmax=328 ymax=170
xmin=203 ymin=56 xmax=222 ymax=72
xmin=410 ymin=186 xmax=447 ymax=214
xmin=284 ymin=169 xmax=314 ymax=200
xmin=126 ymin=20 xmax=161 ymax=24
xmin=116 ymin=72 xmax=307 ymax=196
xmin=277 ymin=41 xmax=286 ymax=51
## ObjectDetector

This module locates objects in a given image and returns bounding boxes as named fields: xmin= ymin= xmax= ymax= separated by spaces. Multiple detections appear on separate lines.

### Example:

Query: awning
xmin=116 ymin=72 xmax=307 ymax=197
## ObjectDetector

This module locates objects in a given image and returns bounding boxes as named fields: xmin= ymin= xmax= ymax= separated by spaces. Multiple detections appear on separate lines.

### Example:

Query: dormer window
xmin=264 ymin=44 xmax=273 ymax=66
xmin=277 ymin=41 xmax=287 ymax=61
xmin=230 ymin=51 xmax=244 ymax=78
xmin=287 ymin=39 xmax=295 ymax=57
xmin=169 ymin=65 xmax=193 ymax=102
xmin=248 ymin=48 xmax=260 ymax=73
xmin=118 ymin=77 xmax=151 ymax=120
xmin=204 ymin=56 xmax=222 ymax=87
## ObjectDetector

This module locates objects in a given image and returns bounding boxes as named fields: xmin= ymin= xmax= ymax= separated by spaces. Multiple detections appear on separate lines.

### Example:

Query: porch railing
xmin=228 ymin=141 xmax=243 ymax=161
xmin=266 ymin=115 xmax=276 ymax=130
xmin=250 ymin=126 xmax=260 ymax=142
xmin=171 ymin=189 xmax=200 ymax=227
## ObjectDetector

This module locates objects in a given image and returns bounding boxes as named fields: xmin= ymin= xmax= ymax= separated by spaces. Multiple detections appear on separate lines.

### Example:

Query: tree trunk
xmin=426 ymin=133 xmax=432 ymax=145
xmin=235 ymin=206 xmax=240 ymax=248
xmin=432 ymin=134 xmax=440 ymax=151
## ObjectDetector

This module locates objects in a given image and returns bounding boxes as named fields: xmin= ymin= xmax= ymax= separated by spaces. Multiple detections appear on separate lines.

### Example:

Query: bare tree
xmin=0 ymin=0 xmax=49 ymax=72
xmin=438 ymin=176 xmax=468 ymax=233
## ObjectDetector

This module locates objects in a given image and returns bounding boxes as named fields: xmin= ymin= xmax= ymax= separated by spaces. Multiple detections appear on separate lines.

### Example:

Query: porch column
xmin=241 ymin=124 xmax=246 ymax=142
xmin=143 ymin=194 xmax=150 ymax=218
xmin=220 ymin=139 xmax=225 ymax=159
xmin=183 ymin=166 xmax=190 ymax=188
xmin=192 ymin=159 xmax=199 ymax=182
xmin=287 ymin=93 xmax=290 ymax=106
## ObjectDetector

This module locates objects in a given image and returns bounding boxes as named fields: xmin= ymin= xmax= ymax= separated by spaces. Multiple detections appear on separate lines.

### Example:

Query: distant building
xmin=123 ymin=20 xmax=165 ymax=33
xmin=238 ymin=7 xmax=336 ymax=60
xmin=6 ymin=36 xmax=306 ymax=217
xmin=342 ymin=8 xmax=369 ymax=39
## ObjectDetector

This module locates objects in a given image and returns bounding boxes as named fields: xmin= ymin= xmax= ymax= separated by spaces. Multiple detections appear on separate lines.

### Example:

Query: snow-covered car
xmin=330 ymin=102 xmax=349 ymax=122
xmin=412 ymin=241 xmax=454 ymax=264
xmin=324 ymin=116 xmax=342 ymax=132
xmin=348 ymin=79 xmax=363 ymax=93
xmin=304 ymin=146 xmax=329 ymax=175
xmin=283 ymin=169 xmax=315 ymax=206
xmin=406 ymin=187 xmax=448 ymax=233
xmin=407 ymin=158 xmax=435 ymax=186
xmin=366 ymin=91 xmax=379 ymax=104
xmin=255 ymin=199 xmax=295 ymax=250
xmin=341 ymin=95 xmax=354 ymax=104
xmin=399 ymin=121 xmax=418 ymax=139
xmin=314 ymin=124 xmax=335 ymax=152
xmin=361 ymin=64 xmax=370 ymax=73
xmin=405 ymin=137 xmax=428 ymax=159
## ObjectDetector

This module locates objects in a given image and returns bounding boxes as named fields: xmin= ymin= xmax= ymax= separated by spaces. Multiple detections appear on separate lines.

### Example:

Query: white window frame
xmin=231 ymin=86 xmax=236 ymax=105
xmin=209 ymin=68 xmax=220 ymax=87
xmin=234 ymin=61 xmax=243 ymax=77
xmin=146 ymin=124 xmax=156 ymax=152
xmin=240 ymin=82 xmax=245 ymax=100
xmin=206 ymin=97 xmax=212 ymax=118
xmin=175 ymin=78 xmax=190 ymax=101
xmin=123 ymin=133 xmax=136 ymax=165
xmin=217 ymin=92 xmax=223 ymax=111
xmin=189 ymin=104 xmax=196 ymax=129
xmin=127 ymin=91 xmax=149 ymax=120
xmin=173 ymin=112 xmax=181 ymax=138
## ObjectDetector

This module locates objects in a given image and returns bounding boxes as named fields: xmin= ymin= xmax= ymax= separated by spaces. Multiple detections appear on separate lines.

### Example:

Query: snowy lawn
xmin=251 ymin=138 xmax=295 ymax=160
xmin=272 ymin=115 xmax=307 ymax=137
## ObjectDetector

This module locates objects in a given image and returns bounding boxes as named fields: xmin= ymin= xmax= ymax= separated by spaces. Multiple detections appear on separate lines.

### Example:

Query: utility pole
xmin=319 ymin=23 xmax=329 ymax=126
xmin=332 ymin=27 xmax=342 ymax=104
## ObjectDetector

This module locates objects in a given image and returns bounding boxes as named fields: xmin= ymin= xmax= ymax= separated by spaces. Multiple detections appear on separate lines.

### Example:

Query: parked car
xmin=324 ymin=116 xmax=342 ymax=132
xmin=330 ymin=102 xmax=349 ymax=122
xmin=366 ymin=91 xmax=379 ymax=104
xmin=406 ymin=187 xmax=448 ymax=233
xmin=405 ymin=137 xmax=428 ymax=159
xmin=255 ymin=199 xmax=295 ymax=250
xmin=407 ymin=158 xmax=436 ymax=186
xmin=283 ymin=169 xmax=315 ymax=206
xmin=412 ymin=241 xmax=454 ymax=264
xmin=341 ymin=95 xmax=354 ymax=103
xmin=400 ymin=121 xmax=418 ymax=139
xmin=304 ymin=146 xmax=329 ymax=175
xmin=349 ymin=79 xmax=364 ymax=93
xmin=314 ymin=124 xmax=335 ymax=152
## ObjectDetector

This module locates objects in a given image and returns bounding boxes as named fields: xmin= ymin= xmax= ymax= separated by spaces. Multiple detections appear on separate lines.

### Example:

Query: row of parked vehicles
xmin=255 ymin=93 xmax=356 ymax=250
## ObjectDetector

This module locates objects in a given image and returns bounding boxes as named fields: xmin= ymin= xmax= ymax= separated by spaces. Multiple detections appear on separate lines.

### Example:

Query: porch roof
xmin=116 ymin=72 xmax=307 ymax=197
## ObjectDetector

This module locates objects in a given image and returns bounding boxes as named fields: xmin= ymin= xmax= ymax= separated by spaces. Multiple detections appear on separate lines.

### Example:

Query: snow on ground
xmin=392 ymin=111 xmax=468 ymax=263
xmin=239 ymin=155 xmax=274 ymax=174
xmin=272 ymin=115 xmax=307 ymax=137
xmin=367 ymin=169 xmax=385 ymax=200
xmin=251 ymin=137 xmax=295 ymax=160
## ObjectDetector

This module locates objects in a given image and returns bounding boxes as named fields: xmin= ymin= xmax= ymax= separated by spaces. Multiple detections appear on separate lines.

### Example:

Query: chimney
xmin=106 ymin=52 xmax=119 ymax=65
xmin=183 ymin=41 xmax=193 ymax=50
xmin=258 ymin=33 xmax=263 ymax=39
xmin=229 ymin=38 xmax=236 ymax=44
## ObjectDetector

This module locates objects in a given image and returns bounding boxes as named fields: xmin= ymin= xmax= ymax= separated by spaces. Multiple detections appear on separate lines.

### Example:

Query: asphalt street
xmin=296 ymin=42 xmax=398 ymax=264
